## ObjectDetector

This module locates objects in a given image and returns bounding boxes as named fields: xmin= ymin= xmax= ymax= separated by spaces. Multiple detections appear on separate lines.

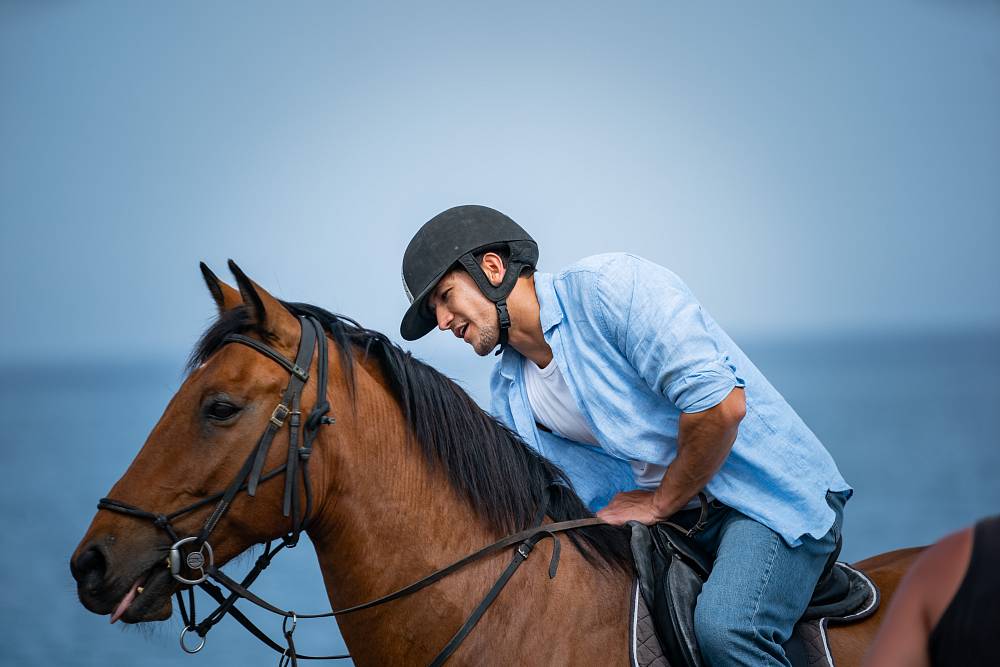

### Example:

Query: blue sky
xmin=2 ymin=1 xmax=998 ymax=369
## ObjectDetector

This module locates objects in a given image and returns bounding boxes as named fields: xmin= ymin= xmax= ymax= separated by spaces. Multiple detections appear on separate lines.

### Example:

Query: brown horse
xmin=71 ymin=262 xmax=921 ymax=666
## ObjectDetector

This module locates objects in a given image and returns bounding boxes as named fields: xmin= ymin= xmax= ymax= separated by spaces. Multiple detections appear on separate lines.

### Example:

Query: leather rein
xmin=95 ymin=315 xmax=635 ymax=666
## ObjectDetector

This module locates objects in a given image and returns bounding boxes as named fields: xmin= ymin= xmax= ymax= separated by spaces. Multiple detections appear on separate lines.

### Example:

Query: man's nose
xmin=436 ymin=308 xmax=453 ymax=331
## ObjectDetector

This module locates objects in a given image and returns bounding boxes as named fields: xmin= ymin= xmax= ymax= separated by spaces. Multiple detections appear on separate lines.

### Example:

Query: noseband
xmin=96 ymin=313 xmax=638 ymax=666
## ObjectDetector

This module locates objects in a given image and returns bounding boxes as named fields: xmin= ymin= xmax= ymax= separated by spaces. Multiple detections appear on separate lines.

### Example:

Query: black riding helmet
xmin=400 ymin=205 xmax=538 ymax=346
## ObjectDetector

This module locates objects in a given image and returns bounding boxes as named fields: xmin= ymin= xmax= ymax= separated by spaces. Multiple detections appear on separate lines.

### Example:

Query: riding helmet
xmin=399 ymin=205 xmax=538 ymax=344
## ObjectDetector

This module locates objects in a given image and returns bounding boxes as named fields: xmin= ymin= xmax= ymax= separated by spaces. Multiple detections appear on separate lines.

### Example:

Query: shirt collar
xmin=499 ymin=345 xmax=520 ymax=379
xmin=499 ymin=272 xmax=563 ymax=379
xmin=533 ymin=272 xmax=563 ymax=334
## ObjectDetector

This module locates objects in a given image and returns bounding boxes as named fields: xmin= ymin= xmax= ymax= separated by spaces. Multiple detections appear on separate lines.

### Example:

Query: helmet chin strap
xmin=494 ymin=300 xmax=511 ymax=354
xmin=456 ymin=253 xmax=522 ymax=355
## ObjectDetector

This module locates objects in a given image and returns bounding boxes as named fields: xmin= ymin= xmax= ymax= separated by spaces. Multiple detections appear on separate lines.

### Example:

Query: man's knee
xmin=693 ymin=595 xmax=753 ymax=661
xmin=694 ymin=594 xmax=784 ymax=666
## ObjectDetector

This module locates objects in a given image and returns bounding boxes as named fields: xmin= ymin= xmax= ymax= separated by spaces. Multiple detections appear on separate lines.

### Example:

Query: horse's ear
xmin=200 ymin=262 xmax=243 ymax=314
xmin=226 ymin=259 xmax=299 ymax=345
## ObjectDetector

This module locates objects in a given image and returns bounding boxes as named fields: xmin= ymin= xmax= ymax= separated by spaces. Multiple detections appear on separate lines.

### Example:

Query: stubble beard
xmin=472 ymin=323 xmax=499 ymax=356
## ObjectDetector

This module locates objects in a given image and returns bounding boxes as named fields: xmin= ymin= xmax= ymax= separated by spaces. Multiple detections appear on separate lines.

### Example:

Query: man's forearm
xmin=652 ymin=387 xmax=745 ymax=518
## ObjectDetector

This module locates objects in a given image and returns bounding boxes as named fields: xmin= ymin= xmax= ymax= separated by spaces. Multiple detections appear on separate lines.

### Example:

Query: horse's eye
xmin=206 ymin=401 xmax=240 ymax=421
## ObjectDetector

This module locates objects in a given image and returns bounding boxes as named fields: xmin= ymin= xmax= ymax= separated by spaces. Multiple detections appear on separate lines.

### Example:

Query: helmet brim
xmin=399 ymin=266 xmax=449 ymax=341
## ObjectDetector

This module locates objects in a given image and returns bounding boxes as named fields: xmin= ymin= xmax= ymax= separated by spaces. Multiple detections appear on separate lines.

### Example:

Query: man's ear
xmin=226 ymin=259 xmax=300 ymax=348
xmin=479 ymin=252 xmax=507 ymax=287
xmin=200 ymin=262 xmax=243 ymax=314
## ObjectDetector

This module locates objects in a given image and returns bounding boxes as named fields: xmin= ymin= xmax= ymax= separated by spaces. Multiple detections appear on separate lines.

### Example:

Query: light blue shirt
xmin=490 ymin=253 xmax=851 ymax=547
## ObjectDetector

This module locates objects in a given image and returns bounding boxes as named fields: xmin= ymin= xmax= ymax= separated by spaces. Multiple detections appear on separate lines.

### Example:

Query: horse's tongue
xmin=110 ymin=576 xmax=144 ymax=624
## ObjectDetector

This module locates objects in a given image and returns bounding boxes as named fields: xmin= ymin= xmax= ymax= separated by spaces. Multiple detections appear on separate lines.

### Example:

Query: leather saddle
xmin=629 ymin=520 xmax=879 ymax=667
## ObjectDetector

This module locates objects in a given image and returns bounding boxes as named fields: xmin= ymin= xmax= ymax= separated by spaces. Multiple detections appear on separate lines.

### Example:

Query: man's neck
xmin=505 ymin=274 xmax=553 ymax=368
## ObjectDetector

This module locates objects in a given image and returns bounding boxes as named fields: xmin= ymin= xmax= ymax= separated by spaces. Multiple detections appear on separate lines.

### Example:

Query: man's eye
xmin=206 ymin=401 xmax=240 ymax=421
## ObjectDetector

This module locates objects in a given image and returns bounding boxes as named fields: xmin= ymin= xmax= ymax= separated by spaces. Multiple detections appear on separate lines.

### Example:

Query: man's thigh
xmin=692 ymin=508 xmax=839 ymax=665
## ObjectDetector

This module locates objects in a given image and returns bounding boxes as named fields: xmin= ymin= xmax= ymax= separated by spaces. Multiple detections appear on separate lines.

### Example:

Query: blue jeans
xmin=682 ymin=491 xmax=848 ymax=667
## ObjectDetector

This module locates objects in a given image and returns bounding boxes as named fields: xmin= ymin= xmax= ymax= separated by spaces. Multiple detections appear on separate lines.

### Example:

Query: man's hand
xmin=596 ymin=489 xmax=667 ymax=526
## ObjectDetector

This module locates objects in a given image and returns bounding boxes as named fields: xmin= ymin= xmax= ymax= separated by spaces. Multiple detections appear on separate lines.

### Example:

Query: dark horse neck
xmin=304 ymin=351 xmax=632 ymax=666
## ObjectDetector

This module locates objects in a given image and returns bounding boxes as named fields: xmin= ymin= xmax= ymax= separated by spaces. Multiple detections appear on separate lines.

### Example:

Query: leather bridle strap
xmin=98 ymin=465 xmax=289 ymax=533
xmin=296 ymin=317 xmax=331 ymax=534
xmin=283 ymin=317 xmax=330 ymax=541
xmin=229 ymin=324 xmax=315 ymax=503
xmin=223 ymin=333 xmax=310 ymax=382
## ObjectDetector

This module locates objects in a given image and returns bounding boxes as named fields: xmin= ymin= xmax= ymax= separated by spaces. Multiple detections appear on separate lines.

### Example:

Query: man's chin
xmin=472 ymin=334 xmax=499 ymax=356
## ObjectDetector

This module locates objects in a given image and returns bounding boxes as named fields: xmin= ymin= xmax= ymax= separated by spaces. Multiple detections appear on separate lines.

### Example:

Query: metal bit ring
xmin=168 ymin=536 xmax=214 ymax=585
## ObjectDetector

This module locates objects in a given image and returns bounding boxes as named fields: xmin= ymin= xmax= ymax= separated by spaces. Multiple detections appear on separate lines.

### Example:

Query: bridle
xmin=99 ymin=314 xmax=338 ymax=661
xmin=96 ymin=314 xmax=706 ymax=665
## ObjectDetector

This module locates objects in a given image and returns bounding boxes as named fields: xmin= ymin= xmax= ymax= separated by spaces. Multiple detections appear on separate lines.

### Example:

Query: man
xmin=399 ymin=205 xmax=852 ymax=667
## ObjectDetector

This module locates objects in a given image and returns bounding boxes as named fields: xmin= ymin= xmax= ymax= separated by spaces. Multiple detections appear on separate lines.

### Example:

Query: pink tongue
xmin=110 ymin=577 xmax=144 ymax=624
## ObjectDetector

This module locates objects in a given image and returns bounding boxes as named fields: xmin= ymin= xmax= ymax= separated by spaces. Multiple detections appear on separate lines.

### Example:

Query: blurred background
xmin=2 ymin=1 xmax=998 ymax=664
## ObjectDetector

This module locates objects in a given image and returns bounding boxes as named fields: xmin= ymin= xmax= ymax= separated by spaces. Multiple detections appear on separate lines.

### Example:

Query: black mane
xmin=188 ymin=302 xmax=631 ymax=571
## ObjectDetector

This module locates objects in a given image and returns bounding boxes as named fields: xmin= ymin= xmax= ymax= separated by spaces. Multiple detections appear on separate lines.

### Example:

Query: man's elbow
xmin=680 ymin=386 xmax=746 ymax=432
xmin=718 ymin=386 xmax=746 ymax=428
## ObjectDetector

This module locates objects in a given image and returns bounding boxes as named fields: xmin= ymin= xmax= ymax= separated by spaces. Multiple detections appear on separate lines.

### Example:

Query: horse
xmin=70 ymin=261 xmax=922 ymax=666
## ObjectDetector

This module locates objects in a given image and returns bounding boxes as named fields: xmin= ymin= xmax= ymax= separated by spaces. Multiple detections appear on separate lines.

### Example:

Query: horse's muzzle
xmin=71 ymin=537 xmax=174 ymax=622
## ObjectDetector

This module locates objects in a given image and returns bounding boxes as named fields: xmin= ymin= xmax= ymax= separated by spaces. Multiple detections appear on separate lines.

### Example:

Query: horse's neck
xmin=304 ymin=358 xmax=631 ymax=664
xmin=309 ymin=403 xmax=497 ymax=602
xmin=305 ymin=362 xmax=506 ymax=661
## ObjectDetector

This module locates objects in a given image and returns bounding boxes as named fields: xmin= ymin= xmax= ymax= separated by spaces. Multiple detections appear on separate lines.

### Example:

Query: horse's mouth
xmin=111 ymin=564 xmax=174 ymax=624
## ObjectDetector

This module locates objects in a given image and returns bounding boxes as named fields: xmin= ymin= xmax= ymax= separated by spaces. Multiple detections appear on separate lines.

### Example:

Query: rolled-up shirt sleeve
xmin=595 ymin=256 xmax=745 ymax=413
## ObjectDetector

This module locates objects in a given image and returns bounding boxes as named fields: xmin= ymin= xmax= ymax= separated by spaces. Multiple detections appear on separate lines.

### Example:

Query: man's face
xmin=427 ymin=269 xmax=500 ymax=356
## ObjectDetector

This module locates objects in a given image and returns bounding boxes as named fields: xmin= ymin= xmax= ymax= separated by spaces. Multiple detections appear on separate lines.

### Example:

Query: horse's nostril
xmin=71 ymin=545 xmax=107 ymax=586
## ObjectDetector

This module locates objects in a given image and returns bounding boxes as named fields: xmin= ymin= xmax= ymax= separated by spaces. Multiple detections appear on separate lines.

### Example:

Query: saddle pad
xmin=630 ymin=579 xmax=669 ymax=667
xmin=786 ymin=563 xmax=881 ymax=667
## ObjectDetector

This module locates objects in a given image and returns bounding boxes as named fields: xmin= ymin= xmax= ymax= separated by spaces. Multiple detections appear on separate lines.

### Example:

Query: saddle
xmin=628 ymin=520 xmax=880 ymax=667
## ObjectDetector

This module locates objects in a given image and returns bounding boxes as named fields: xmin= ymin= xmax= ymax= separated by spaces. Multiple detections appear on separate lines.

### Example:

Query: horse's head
xmin=70 ymin=261 xmax=335 ymax=624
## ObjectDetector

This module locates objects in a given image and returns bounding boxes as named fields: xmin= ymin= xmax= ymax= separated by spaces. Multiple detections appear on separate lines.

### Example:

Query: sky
xmin=2 ymin=1 xmax=998 ymax=373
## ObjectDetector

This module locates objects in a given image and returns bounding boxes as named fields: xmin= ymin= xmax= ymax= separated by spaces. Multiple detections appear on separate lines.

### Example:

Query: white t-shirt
xmin=522 ymin=355 xmax=600 ymax=446
xmin=521 ymin=355 xmax=670 ymax=492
